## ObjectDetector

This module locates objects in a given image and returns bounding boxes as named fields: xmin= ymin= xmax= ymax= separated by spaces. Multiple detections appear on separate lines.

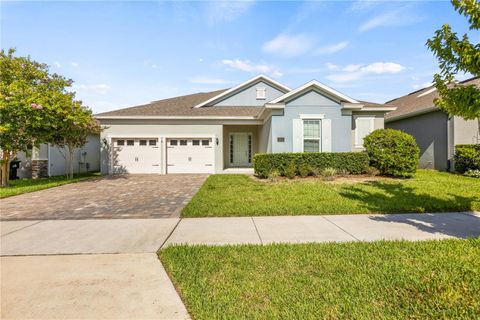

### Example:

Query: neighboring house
xmin=15 ymin=135 xmax=100 ymax=179
xmin=95 ymin=75 xmax=396 ymax=174
xmin=385 ymin=77 xmax=479 ymax=171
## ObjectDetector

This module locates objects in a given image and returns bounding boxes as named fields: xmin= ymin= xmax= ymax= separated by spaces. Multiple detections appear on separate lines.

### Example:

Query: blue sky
xmin=2 ymin=0 xmax=477 ymax=113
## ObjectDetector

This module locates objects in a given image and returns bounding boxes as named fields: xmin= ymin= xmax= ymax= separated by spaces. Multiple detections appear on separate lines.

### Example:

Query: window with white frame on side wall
xmin=355 ymin=117 xmax=375 ymax=148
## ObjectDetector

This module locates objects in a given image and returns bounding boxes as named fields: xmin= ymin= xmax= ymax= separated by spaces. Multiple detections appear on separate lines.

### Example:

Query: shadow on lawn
xmin=339 ymin=181 xmax=477 ymax=213
xmin=340 ymin=181 xmax=480 ymax=238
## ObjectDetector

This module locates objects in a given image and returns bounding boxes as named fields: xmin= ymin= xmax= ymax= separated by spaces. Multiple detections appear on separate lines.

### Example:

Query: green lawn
xmin=0 ymin=172 xmax=100 ymax=198
xmin=182 ymin=170 xmax=480 ymax=217
xmin=160 ymin=239 xmax=480 ymax=320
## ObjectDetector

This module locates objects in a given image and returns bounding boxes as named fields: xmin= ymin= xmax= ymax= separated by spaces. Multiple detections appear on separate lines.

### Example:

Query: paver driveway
xmin=0 ymin=174 xmax=207 ymax=220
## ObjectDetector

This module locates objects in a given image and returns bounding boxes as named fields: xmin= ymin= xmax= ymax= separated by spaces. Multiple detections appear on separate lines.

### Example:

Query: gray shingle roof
xmin=95 ymin=88 xmax=393 ymax=118
xmin=385 ymin=77 xmax=479 ymax=121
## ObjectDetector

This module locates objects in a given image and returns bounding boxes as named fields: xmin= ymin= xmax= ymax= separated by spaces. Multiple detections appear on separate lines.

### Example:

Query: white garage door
xmin=167 ymin=138 xmax=214 ymax=174
xmin=112 ymin=138 xmax=162 ymax=174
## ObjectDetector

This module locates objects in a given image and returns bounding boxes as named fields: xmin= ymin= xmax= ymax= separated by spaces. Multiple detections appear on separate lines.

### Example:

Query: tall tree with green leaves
xmin=426 ymin=0 xmax=480 ymax=136
xmin=0 ymin=48 xmax=72 ymax=186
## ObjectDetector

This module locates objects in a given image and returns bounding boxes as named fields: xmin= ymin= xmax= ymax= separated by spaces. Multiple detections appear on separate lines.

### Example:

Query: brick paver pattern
xmin=0 ymin=174 xmax=208 ymax=220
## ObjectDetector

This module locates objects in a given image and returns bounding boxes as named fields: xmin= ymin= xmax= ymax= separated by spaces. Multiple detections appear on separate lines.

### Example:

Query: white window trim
xmin=302 ymin=119 xmax=322 ymax=153
xmin=299 ymin=114 xmax=325 ymax=119
xmin=354 ymin=117 xmax=375 ymax=148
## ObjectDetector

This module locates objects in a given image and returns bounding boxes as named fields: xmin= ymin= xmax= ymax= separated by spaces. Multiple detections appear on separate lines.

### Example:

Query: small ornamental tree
xmin=51 ymin=98 xmax=102 ymax=179
xmin=0 ymin=48 xmax=73 ymax=187
xmin=364 ymin=129 xmax=420 ymax=178
xmin=426 ymin=0 xmax=480 ymax=135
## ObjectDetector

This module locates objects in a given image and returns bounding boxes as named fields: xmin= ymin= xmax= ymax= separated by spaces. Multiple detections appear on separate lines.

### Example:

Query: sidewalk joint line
xmin=251 ymin=217 xmax=263 ymax=245
xmin=322 ymin=216 xmax=360 ymax=241
xmin=159 ymin=218 xmax=182 ymax=249
xmin=1 ymin=220 xmax=45 ymax=238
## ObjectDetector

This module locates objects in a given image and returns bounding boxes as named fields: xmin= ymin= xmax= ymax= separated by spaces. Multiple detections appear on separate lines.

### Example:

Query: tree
xmin=0 ymin=48 xmax=72 ymax=187
xmin=426 ymin=0 xmax=480 ymax=134
xmin=51 ymin=98 xmax=102 ymax=179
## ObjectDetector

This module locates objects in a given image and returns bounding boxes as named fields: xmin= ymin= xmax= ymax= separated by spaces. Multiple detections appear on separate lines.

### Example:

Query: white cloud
xmin=222 ymin=59 xmax=282 ymax=77
xmin=359 ymin=8 xmax=422 ymax=32
xmin=361 ymin=62 xmax=404 ymax=74
xmin=71 ymin=62 xmax=79 ymax=67
xmin=262 ymin=34 xmax=315 ymax=57
xmin=326 ymin=63 xmax=339 ymax=71
xmin=315 ymin=41 xmax=349 ymax=55
xmin=349 ymin=0 xmax=380 ymax=12
xmin=188 ymin=76 xmax=230 ymax=85
xmin=205 ymin=1 xmax=255 ymax=25
xmin=144 ymin=59 xmax=159 ymax=69
xmin=327 ymin=62 xmax=405 ymax=83
xmin=54 ymin=61 xmax=62 ymax=68
xmin=74 ymin=83 xmax=111 ymax=94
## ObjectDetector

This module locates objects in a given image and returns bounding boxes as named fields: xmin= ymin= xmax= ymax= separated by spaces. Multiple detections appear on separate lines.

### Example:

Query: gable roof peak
xmin=270 ymin=79 xmax=358 ymax=104
xmin=193 ymin=74 xmax=291 ymax=108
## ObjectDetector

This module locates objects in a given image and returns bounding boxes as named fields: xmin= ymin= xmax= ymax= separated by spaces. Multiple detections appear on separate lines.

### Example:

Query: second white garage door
xmin=167 ymin=138 xmax=214 ymax=174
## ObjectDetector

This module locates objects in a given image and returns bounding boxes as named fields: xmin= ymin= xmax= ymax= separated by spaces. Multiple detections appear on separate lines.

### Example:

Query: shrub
xmin=454 ymin=144 xmax=480 ymax=173
xmin=464 ymin=169 xmax=480 ymax=178
xmin=253 ymin=152 xmax=369 ymax=178
xmin=284 ymin=161 xmax=297 ymax=179
xmin=321 ymin=167 xmax=337 ymax=181
xmin=268 ymin=169 xmax=280 ymax=182
xmin=363 ymin=129 xmax=419 ymax=178
xmin=298 ymin=162 xmax=311 ymax=178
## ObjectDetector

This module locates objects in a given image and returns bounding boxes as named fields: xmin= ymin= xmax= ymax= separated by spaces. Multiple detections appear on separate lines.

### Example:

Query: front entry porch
xmin=223 ymin=125 xmax=263 ymax=170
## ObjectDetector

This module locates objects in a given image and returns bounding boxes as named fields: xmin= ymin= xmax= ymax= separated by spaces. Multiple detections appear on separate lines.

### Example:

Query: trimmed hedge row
xmin=253 ymin=152 xmax=369 ymax=178
xmin=454 ymin=144 xmax=480 ymax=173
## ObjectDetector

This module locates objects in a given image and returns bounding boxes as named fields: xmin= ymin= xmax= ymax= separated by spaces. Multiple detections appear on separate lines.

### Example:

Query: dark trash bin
xmin=9 ymin=160 xmax=21 ymax=180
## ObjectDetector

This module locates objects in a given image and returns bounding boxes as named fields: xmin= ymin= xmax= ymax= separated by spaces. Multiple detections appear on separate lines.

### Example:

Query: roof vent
xmin=256 ymin=87 xmax=266 ymax=100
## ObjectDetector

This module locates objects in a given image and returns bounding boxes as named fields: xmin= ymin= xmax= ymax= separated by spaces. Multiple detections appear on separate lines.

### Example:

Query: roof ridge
xmin=149 ymin=88 xmax=228 ymax=104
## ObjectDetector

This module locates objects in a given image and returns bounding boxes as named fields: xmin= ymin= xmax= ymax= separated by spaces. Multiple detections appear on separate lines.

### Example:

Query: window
xmin=126 ymin=140 xmax=134 ymax=146
xmin=149 ymin=140 xmax=157 ymax=146
xmin=303 ymin=120 xmax=321 ymax=152
xmin=202 ymin=139 xmax=210 ymax=146
xmin=116 ymin=140 xmax=125 ymax=146
xmin=170 ymin=139 xmax=178 ymax=146
xmin=277 ymin=137 xmax=285 ymax=143
xmin=192 ymin=140 xmax=200 ymax=146
xmin=139 ymin=140 xmax=147 ymax=146
xmin=180 ymin=140 xmax=187 ymax=146
xmin=355 ymin=117 xmax=374 ymax=147
xmin=256 ymin=87 xmax=266 ymax=100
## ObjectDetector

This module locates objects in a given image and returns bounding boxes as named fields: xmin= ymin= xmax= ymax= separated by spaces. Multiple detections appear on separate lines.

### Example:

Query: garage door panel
xmin=112 ymin=138 xmax=162 ymax=174
xmin=167 ymin=138 xmax=214 ymax=174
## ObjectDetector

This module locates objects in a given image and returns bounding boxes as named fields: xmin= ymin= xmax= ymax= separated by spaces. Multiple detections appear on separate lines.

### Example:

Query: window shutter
xmin=322 ymin=119 xmax=331 ymax=152
xmin=292 ymin=119 xmax=303 ymax=152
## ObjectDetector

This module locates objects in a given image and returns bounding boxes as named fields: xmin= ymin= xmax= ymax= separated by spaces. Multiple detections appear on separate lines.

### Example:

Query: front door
xmin=230 ymin=133 xmax=252 ymax=167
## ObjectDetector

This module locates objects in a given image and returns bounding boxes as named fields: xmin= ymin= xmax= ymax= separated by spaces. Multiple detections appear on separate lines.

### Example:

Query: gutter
xmin=94 ymin=115 xmax=259 ymax=120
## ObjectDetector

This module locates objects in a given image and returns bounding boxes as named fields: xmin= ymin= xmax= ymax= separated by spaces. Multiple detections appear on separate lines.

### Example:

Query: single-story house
xmin=95 ymin=75 xmax=395 ymax=174
xmin=15 ymin=135 xmax=100 ymax=179
xmin=385 ymin=77 xmax=479 ymax=171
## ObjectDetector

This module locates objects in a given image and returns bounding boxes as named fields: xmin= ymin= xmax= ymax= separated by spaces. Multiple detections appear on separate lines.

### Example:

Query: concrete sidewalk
xmin=164 ymin=212 xmax=480 ymax=246
xmin=1 ymin=212 xmax=478 ymax=319
xmin=1 ymin=218 xmax=190 ymax=320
